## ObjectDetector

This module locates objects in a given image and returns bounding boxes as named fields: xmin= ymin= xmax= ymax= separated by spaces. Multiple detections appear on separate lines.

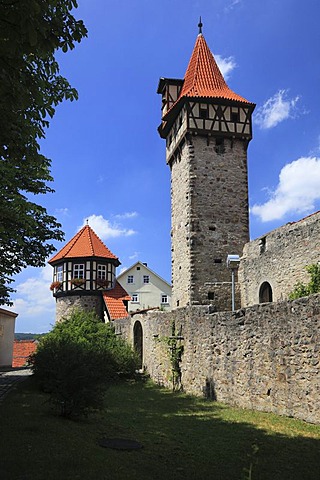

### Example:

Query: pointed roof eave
xmin=163 ymin=33 xmax=254 ymax=122
xmin=49 ymin=225 xmax=120 ymax=264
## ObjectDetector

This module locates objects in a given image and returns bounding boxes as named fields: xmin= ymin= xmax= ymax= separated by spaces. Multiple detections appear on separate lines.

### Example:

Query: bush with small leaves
xmin=31 ymin=309 xmax=139 ymax=417
xmin=289 ymin=264 xmax=320 ymax=300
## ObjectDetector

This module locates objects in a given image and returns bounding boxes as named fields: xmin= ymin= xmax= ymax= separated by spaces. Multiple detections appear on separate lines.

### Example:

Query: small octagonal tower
xmin=49 ymin=224 xmax=130 ymax=322
xmin=158 ymin=24 xmax=255 ymax=310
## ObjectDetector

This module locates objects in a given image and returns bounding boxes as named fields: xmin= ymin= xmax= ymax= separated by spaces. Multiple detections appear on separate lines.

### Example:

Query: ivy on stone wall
xmin=157 ymin=321 xmax=184 ymax=391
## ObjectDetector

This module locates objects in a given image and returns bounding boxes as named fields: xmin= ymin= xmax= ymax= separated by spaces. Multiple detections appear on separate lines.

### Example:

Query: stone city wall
xmin=239 ymin=211 xmax=320 ymax=307
xmin=117 ymin=294 xmax=320 ymax=424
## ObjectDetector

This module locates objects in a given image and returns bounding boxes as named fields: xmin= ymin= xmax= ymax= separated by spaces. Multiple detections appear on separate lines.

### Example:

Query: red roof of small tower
xmin=49 ymin=225 xmax=119 ymax=264
xmin=163 ymin=33 xmax=253 ymax=121
xmin=103 ymin=281 xmax=131 ymax=320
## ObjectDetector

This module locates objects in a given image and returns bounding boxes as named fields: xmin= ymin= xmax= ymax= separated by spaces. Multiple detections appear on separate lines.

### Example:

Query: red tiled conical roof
xmin=162 ymin=33 xmax=253 ymax=125
xmin=49 ymin=225 xmax=119 ymax=264
xmin=179 ymin=33 xmax=252 ymax=104
xmin=103 ymin=281 xmax=131 ymax=320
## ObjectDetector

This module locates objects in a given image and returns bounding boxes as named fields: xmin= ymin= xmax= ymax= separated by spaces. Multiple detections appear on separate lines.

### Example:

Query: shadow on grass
xmin=0 ymin=376 xmax=319 ymax=480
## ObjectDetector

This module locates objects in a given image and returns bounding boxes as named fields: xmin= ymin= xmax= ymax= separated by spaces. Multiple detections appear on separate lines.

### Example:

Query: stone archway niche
xmin=133 ymin=320 xmax=143 ymax=369
xmin=259 ymin=281 xmax=273 ymax=303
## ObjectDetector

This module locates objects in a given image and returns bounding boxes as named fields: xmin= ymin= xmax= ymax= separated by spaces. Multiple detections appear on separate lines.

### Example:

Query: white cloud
xmin=251 ymin=157 xmax=320 ymax=221
xmin=129 ymin=251 xmax=140 ymax=260
xmin=215 ymin=54 xmax=236 ymax=81
xmin=254 ymin=89 xmax=300 ymax=129
xmin=224 ymin=0 xmax=241 ymax=13
xmin=80 ymin=214 xmax=136 ymax=239
xmin=113 ymin=211 xmax=138 ymax=220
xmin=10 ymin=264 xmax=55 ymax=331
xmin=55 ymin=207 xmax=69 ymax=217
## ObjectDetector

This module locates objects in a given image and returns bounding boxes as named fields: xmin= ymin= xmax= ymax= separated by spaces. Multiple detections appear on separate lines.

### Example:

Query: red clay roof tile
xmin=164 ymin=33 xmax=253 ymax=121
xmin=12 ymin=340 xmax=37 ymax=368
xmin=103 ymin=282 xmax=130 ymax=320
xmin=49 ymin=225 xmax=119 ymax=264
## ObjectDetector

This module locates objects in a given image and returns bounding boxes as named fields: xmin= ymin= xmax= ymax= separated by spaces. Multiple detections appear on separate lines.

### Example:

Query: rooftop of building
xmin=49 ymin=224 xmax=120 ymax=265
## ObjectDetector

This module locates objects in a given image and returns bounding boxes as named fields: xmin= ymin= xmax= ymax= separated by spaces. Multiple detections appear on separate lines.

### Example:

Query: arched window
xmin=259 ymin=282 xmax=273 ymax=303
xmin=133 ymin=321 xmax=143 ymax=369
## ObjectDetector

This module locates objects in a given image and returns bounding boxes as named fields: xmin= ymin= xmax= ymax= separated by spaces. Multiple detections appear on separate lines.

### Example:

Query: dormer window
xmin=73 ymin=264 xmax=84 ymax=279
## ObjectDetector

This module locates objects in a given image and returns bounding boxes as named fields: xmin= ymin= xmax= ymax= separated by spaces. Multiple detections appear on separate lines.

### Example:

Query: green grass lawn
xmin=1 ymin=376 xmax=319 ymax=480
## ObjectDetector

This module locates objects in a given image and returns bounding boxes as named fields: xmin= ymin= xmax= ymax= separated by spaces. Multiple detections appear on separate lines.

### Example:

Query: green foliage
xmin=31 ymin=309 xmax=139 ymax=417
xmin=0 ymin=1 xmax=87 ymax=304
xmin=158 ymin=321 xmax=184 ymax=391
xmin=289 ymin=264 xmax=320 ymax=300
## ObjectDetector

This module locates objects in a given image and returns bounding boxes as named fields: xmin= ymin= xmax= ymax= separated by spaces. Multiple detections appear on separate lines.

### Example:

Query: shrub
xmin=31 ymin=309 xmax=139 ymax=417
xmin=289 ymin=263 xmax=320 ymax=300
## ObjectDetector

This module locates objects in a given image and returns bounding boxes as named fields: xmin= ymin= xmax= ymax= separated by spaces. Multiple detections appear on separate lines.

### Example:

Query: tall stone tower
xmin=157 ymin=24 xmax=255 ymax=310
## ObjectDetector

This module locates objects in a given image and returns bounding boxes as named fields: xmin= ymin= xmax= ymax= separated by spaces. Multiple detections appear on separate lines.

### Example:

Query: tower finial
xmin=198 ymin=16 xmax=203 ymax=34
xmin=86 ymin=218 xmax=89 ymax=225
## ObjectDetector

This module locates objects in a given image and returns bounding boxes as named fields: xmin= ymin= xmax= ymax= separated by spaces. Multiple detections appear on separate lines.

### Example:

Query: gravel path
xmin=0 ymin=368 xmax=32 ymax=403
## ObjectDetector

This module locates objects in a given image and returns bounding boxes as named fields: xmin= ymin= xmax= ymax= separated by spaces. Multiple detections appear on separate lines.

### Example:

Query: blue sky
xmin=10 ymin=0 xmax=320 ymax=332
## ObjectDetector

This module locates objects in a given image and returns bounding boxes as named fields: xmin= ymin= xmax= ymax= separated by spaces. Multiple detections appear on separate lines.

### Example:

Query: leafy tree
xmin=31 ymin=310 xmax=139 ymax=417
xmin=0 ymin=0 xmax=87 ymax=304
xmin=289 ymin=264 xmax=320 ymax=300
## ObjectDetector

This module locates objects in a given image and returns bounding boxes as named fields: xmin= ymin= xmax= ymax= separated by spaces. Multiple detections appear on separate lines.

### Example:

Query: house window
xmin=215 ymin=138 xmax=225 ymax=155
xmin=143 ymin=275 xmax=150 ymax=284
xmin=259 ymin=237 xmax=266 ymax=254
xmin=127 ymin=275 xmax=134 ymax=284
xmin=200 ymin=108 xmax=208 ymax=119
xmin=56 ymin=265 xmax=63 ymax=282
xmin=97 ymin=264 xmax=107 ymax=280
xmin=132 ymin=293 xmax=139 ymax=302
xmin=161 ymin=294 xmax=168 ymax=304
xmin=231 ymin=111 xmax=240 ymax=122
xmin=208 ymin=291 xmax=215 ymax=300
xmin=73 ymin=264 xmax=84 ymax=279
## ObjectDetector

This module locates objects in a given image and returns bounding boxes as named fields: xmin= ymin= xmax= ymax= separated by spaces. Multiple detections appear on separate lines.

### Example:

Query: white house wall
xmin=117 ymin=263 xmax=172 ymax=312
xmin=0 ymin=309 xmax=17 ymax=367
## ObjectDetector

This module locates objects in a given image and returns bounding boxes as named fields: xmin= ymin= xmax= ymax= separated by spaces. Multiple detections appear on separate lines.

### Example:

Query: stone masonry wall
xmin=56 ymin=294 xmax=103 ymax=322
xmin=170 ymin=134 xmax=249 ymax=311
xmin=239 ymin=211 xmax=320 ymax=307
xmin=170 ymin=138 xmax=192 ymax=309
xmin=117 ymin=295 xmax=320 ymax=424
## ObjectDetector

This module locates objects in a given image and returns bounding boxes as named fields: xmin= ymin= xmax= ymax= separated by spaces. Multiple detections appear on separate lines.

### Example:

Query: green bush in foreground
xmin=31 ymin=309 xmax=139 ymax=417
xmin=289 ymin=264 xmax=320 ymax=300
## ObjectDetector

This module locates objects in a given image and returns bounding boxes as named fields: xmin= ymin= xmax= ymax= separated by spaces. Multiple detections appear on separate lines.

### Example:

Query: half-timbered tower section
xmin=157 ymin=26 xmax=255 ymax=310
xmin=48 ymin=224 xmax=130 ymax=323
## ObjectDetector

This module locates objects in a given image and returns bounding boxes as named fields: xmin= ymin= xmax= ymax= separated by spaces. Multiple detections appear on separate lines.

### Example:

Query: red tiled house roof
xmin=12 ymin=340 xmax=37 ymax=368
xmin=103 ymin=281 xmax=131 ymax=320
xmin=49 ymin=225 xmax=119 ymax=265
